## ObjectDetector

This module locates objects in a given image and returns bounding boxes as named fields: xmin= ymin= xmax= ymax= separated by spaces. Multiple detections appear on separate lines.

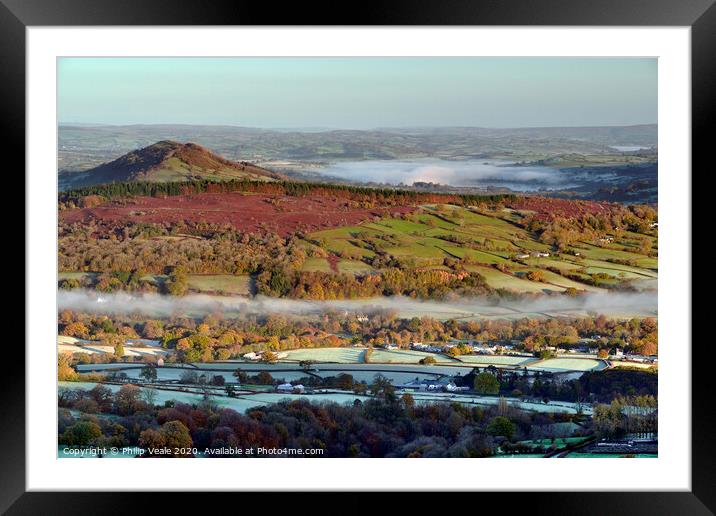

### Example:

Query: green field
xmin=337 ymin=260 xmax=374 ymax=274
xmin=465 ymin=265 xmax=564 ymax=293
xmin=60 ymin=272 xmax=252 ymax=295
xmin=300 ymin=257 xmax=334 ymax=273
xmin=186 ymin=275 xmax=251 ymax=295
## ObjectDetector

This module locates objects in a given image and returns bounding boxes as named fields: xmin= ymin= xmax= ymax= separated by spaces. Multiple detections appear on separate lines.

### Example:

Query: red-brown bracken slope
xmin=507 ymin=197 xmax=617 ymax=221
xmin=60 ymin=192 xmax=416 ymax=236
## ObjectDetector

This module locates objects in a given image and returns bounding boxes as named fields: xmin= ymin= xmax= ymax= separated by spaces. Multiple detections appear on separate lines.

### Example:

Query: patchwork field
xmin=277 ymin=347 xmax=606 ymax=372
xmin=59 ymin=381 xmax=592 ymax=415
xmin=302 ymin=204 xmax=656 ymax=293
xmin=60 ymin=197 xmax=656 ymax=296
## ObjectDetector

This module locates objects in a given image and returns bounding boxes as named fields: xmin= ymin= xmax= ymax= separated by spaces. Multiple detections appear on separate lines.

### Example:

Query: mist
xmin=311 ymin=159 xmax=572 ymax=190
xmin=58 ymin=290 xmax=657 ymax=320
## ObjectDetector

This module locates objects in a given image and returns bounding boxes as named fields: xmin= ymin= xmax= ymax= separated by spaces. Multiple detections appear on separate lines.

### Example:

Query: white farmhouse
xmin=277 ymin=383 xmax=305 ymax=393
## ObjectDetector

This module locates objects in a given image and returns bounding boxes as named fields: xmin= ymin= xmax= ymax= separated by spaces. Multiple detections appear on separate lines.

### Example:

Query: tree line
xmin=58 ymin=308 xmax=658 ymax=364
xmin=59 ymin=179 xmax=516 ymax=209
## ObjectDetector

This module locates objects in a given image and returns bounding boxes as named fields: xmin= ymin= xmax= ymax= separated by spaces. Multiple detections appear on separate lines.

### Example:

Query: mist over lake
xmin=308 ymin=159 xmax=573 ymax=191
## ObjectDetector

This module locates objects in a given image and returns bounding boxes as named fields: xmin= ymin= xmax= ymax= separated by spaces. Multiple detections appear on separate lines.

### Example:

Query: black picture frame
xmin=4 ymin=0 xmax=707 ymax=512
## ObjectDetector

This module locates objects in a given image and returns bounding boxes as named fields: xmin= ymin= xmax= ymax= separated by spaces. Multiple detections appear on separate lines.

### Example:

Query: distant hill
xmin=58 ymin=124 xmax=658 ymax=171
xmin=59 ymin=140 xmax=285 ymax=188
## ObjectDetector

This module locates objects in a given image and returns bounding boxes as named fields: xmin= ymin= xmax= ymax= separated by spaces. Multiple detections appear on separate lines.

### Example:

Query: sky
xmin=58 ymin=57 xmax=657 ymax=129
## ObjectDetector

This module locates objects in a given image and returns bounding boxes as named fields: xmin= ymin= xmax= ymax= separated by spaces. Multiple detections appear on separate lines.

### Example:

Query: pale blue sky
xmin=58 ymin=57 xmax=657 ymax=129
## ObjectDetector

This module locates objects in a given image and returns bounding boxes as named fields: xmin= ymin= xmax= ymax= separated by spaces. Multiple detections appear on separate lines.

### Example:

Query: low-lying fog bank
xmin=58 ymin=290 xmax=657 ymax=320
xmin=306 ymin=159 xmax=571 ymax=191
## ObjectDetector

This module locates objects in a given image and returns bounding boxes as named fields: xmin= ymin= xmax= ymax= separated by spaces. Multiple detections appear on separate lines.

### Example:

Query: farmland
xmin=58 ymin=178 xmax=657 ymax=300
xmin=59 ymin=272 xmax=252 ymax=296
xmin=58 ymin=336 xmax=167 ymax=358
xmin=300 ymin=203 xmax=656 ymax=293
xmin=59 ymin=378 xmax=593 ymax=416
xmin=71 ymin=346 xmax=608 ymax=376
xmin=54 ymin=58 xmax=660 ymax=464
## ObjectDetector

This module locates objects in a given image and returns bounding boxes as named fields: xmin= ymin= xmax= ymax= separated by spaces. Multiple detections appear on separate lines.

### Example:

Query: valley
xmin=56 ymin=133 xmax=658 ymax=460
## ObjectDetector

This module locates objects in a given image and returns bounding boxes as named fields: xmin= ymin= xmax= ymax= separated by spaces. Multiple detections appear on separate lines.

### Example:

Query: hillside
xmin=58 ymin=180 xmax=657 ymax=296
xmin=59 ymin=140 xmax=285 ymax=188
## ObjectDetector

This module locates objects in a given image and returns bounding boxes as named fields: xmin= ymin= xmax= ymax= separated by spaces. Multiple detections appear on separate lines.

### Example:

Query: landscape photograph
xmin=56 ymin=57 xmax=658 ymax=459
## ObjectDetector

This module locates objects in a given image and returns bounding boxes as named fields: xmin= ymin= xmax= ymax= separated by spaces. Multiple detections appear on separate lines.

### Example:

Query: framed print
xmin=5 ymin=0 xmax=711 ymax=511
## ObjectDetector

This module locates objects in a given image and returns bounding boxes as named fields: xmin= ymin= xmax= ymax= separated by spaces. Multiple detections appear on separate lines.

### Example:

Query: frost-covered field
xmin=530 ymin=358 xmax=606 ymax=372
xmin=281 ymin=347 xmax=365 ymax=363
xmin=408 ymin=392 xmax=593 ymax=415
xmin=369 ymin=349 xmax=461 ymax=364
xmin=610 ymin=361 xmax=657 ymax=370
xmin=76 ymin=361 xmax=476 ymax=377
xmin=58 ymin=336 xmax=167 ymax=358
xmin=111 ymin=368 xmax=310 ymax=383
xmin=59 ymin=381 xmax=372 ymax=413
xmin=313 ymin=370 xmax=440 ymax=384
xmin=280 ymin=347 xmax=460 ymax=364
xmin=59 ymin=381 xmax=592 ymax=416
xmin=457 ymin=355 xmax=536 ymax=366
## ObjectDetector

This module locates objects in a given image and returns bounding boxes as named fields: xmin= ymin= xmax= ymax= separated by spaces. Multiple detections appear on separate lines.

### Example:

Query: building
xmin=445 ymin=382 xmax=470 ymax=392
xmin=411 ymin=342 xmax=443 ymax=353
xmin=399 ymin=379 xmax=447 ymax=391
xmin=277 ymin=383 xmax=304 ymax=393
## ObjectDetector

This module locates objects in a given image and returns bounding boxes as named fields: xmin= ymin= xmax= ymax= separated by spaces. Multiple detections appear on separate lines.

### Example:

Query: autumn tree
xmin=261 ymin=351 xmax=279 ymax=363
xmin=58 ymin=353 xmax=78 ymax=381
xmin=114 ymin=384 xmax=144 ymax=415
xmin=165 ymin=266 xmax=189 ymax=296
xmin=160 ymin=421 xmax=193 ymax=456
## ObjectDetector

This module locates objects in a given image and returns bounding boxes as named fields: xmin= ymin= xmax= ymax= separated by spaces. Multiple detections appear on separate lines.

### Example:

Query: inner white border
xmin=27 ymin=27 xmax=690 ymax=491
